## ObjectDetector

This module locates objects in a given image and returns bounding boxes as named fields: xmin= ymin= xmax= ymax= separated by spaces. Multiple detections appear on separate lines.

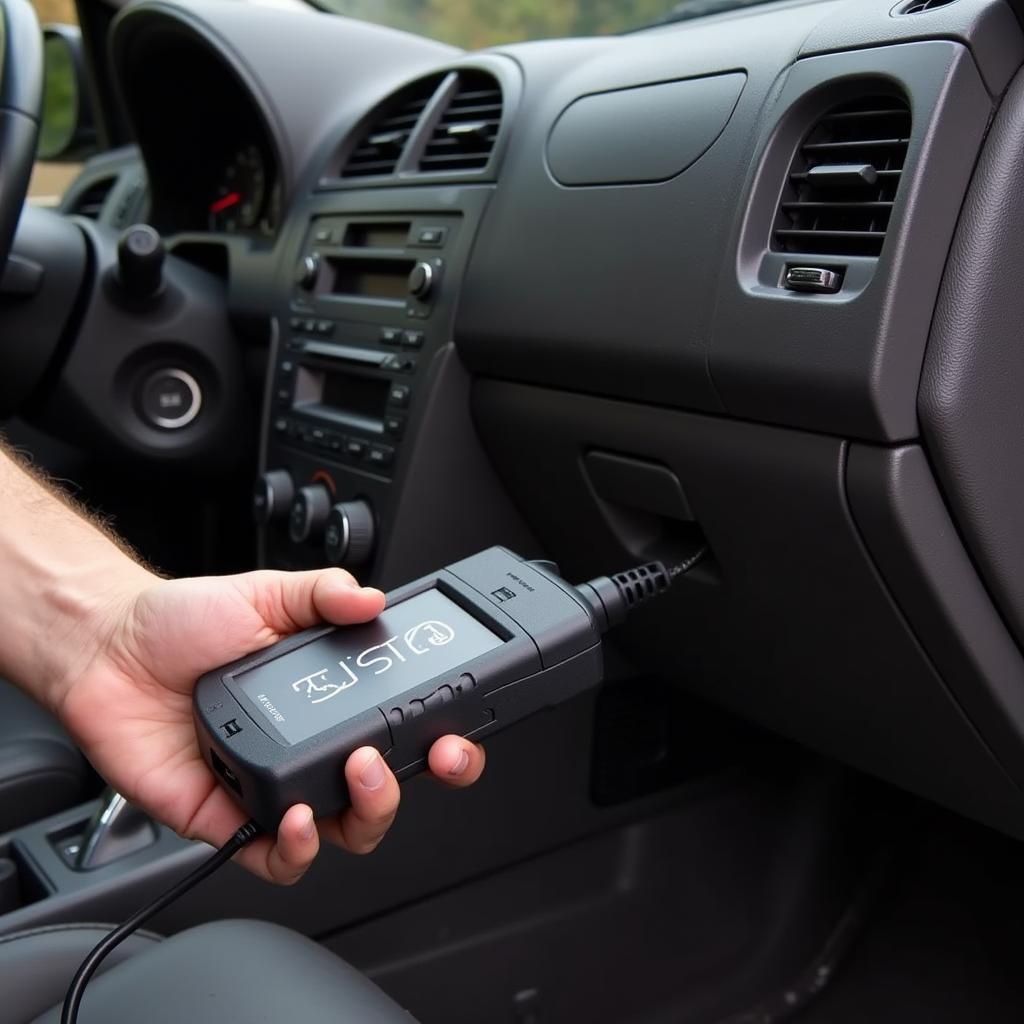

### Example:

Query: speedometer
xmin=208 ymin=144 xmax=266 ymax=232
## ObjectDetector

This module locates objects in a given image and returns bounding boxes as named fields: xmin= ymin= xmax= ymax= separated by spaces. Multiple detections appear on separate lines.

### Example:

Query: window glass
xmin=29 ymin=0 xmax=80 ymax=205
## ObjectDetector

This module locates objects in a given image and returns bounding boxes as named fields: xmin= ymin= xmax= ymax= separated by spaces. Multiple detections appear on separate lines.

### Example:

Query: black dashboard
xmin=60 ymin=0 xmax=1024 ymax=846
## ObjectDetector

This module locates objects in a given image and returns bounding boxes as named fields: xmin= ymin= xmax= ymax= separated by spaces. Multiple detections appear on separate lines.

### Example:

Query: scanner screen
xmin=234 ymin=589 xmax=503 ymax=744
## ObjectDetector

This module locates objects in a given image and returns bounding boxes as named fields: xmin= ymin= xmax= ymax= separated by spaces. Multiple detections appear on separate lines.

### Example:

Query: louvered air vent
xmin=341 ymin=76 xmax=442 ymax=179
xmin=773 ymin=96 xmax=911 ymax=258
xmin=69 ymin=176 xmax=116 ymax=219
xmin=419 ymin=71 xmax=502 ymax=173
xmin=897 ymin=0 xmax=958 ymax=13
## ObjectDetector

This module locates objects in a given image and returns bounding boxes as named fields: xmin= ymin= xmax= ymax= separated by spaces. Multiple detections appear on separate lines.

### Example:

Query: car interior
xmin=5 ymin=0 xmax=1024 ymax=1019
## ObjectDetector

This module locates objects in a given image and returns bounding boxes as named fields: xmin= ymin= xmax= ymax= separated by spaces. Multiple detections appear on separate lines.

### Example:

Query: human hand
xmin=52 ymin=567 xmax=486 ymax=883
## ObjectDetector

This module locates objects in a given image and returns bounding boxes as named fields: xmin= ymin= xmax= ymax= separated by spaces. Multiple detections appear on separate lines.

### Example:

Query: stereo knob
xmin=294 ymin=254 xmax=319 ymax=291
xmin=408 ymin=261 xmax=434 ymax=300
xmin=252 ymin=469 xmax=295 ymax=525
xmin=324 ymin=499 xmax=375 ymax=567
xmin=288 ymin=484 xmax=332 ymax=544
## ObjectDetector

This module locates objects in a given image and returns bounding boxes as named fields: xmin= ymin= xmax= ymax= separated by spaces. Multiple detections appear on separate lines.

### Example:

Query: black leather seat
xmin=0 ymin=680 xmax=88 ymax=832
xmin=0 ymin=919 xmax=416 ymax=1023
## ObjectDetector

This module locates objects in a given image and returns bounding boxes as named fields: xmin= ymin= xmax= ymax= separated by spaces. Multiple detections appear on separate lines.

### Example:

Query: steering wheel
xmin=0 ymin=0 xmax=43 ymax=270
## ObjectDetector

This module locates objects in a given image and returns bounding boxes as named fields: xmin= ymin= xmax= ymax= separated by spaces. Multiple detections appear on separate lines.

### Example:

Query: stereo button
xmin=367 ymin=445 xmax=395 ymax=469
xmin=416 ymin=227 xmax=446 ymax=247
xmin=388 ymin=384 xmax=411 ymax=407
xmin=344 ymin=438 xmax=367 ymax=460
xmin=401 ymin=330 xmax=424 ymax=349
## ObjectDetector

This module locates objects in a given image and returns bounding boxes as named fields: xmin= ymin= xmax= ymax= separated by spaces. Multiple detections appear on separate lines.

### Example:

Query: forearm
xmin=0 ymin=444 xmax=155 ymax=709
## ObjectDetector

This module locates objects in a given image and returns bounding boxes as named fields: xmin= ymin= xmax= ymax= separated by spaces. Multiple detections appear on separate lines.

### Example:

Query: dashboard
xmin=62 ymin=0 xmax=1024 ymax=846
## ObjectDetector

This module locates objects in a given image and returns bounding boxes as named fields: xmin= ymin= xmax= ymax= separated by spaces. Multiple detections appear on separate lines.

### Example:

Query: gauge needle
xmin=210 ymin=191 xmax=241 ymax=214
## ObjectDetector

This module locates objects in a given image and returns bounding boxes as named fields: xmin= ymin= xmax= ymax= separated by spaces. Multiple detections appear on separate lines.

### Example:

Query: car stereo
xmin=270 ymin=213 xmax=457 ymax=474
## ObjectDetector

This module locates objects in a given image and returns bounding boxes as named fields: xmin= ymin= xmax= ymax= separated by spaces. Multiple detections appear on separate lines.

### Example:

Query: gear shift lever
xmin=74 ymin=788 xmax=158 ymax=871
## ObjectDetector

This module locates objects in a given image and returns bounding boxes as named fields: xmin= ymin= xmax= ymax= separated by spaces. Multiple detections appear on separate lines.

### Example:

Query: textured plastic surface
xmin=0 ymin=207 xmax=87 ymax=417
xmin=546 ymin=73 xmax=745 ymax=185
xmin=471 ymin=379 xmax=1024 ymax=838
xmin=195 ymin=547 xmax=602 ymax=829
xmin=712 ymin=40 xmax=992 ymax=441
xmin=918 ymin=64 xmax=1024 ymax=655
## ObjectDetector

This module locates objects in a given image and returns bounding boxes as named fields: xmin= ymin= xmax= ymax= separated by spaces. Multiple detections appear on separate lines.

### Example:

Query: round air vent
xmin=894 ymin=0 xmax=959 ymax=14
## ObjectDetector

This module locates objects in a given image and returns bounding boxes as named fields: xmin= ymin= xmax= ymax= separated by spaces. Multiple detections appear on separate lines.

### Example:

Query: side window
xmin=28 ymin=0 xmax=82 ymax=206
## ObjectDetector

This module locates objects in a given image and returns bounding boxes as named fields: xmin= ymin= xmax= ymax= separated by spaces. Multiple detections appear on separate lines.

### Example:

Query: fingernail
xmin=359 ymin=752 xmax=387 ymax=790
xmin=448 ymin=748 xmax=470 ymax=777
xmin=299 ymin=809 xmax=316 ymax=842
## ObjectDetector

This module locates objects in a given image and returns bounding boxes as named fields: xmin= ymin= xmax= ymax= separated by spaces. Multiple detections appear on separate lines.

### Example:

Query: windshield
xmin=316 ymin=0 xmax=785 ymax=49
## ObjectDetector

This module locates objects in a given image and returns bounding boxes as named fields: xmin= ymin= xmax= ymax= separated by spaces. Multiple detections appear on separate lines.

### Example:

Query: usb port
xmin=211 ymin=749 xmax=243 ymax=796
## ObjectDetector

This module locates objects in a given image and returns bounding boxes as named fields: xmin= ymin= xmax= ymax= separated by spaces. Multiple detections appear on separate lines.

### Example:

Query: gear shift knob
xmin=74 ymin=788 xmax=158 ymax=871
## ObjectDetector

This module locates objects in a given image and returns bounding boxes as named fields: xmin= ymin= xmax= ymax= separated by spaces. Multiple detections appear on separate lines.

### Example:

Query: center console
xmin=255 ymin=186 xmax=496 ymax=577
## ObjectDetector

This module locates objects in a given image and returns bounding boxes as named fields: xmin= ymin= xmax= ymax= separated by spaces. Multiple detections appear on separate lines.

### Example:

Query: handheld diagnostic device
xmin=194 ymin=546 xmax=670 ymax=829
xmin=66 ymin=547 xmax=681 ymax=1024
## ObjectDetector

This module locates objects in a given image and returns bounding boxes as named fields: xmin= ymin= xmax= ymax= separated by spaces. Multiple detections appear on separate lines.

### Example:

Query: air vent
xmin=773 ymin=96 xmax=911 ymax=258
xmin=897 ymin=0 xmax=958 ymax=13
xmin=419 ymin=71 xmax=502 ymax=173
xmin=341 ymin=76 xmax=442 ymax=179
xmin=69 ymin=176 xmax=116 ymax=219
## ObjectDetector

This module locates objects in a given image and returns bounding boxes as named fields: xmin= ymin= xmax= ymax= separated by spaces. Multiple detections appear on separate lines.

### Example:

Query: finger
xmin=313 ymin=572 xmax=386 ymax=627
xmin=320 ymin=747 xmax=400 ymax=855
xmin=262 ymin=803 xmax=320 ymax=885
xmin=186 ymin=786 xmax=318 ymax=885
xmin=427 ymin=735 xmax=486 ymax=789
xmin=233 ymin=568 xmax=385 ymax=635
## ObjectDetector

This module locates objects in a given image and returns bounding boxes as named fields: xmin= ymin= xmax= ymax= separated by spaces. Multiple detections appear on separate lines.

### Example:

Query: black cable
xmin=577 ymin=546 xmax=709 ymax=632
xmin=667 ymin=544 xmax=709 ymax=579
xmin=61 ymin=819 xmax=263 ymax=1024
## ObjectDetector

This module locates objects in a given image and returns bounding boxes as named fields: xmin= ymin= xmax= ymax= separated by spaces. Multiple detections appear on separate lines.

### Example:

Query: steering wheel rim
xmin=0 ymin=0 xmax=43 ymax=269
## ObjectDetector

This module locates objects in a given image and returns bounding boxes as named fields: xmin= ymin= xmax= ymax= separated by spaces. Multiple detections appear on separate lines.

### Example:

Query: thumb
xmin=233 ymin=568 xmax=385 ymax=635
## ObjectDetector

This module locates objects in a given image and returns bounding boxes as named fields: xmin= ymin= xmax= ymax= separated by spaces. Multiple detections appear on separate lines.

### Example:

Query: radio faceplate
xmin=260 ymin=206 xmax=469 ymax=572
xmin=273 ymin=212 xmax=459 ymax=478
xmin=292 ymin=213 xmax=455 ymax=320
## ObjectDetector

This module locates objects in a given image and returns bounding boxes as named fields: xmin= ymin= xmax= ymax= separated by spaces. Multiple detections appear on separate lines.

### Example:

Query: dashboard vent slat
xmin=341 ymin=77 xmax=441 ymax=179
xmin=419 ymin=71 xmax=502 ymax=173
xmin=772 ymin=95 xmax=911 ymax=258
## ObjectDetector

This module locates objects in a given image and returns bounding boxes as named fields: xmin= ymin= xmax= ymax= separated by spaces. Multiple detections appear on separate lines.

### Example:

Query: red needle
xmin=210 ymin=191 xmax=241 ymax=214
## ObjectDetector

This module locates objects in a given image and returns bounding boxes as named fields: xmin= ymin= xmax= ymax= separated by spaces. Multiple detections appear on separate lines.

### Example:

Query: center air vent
xmin=341 ymin=75 xmax=442 ymax=179
xmin=773 ymin=95 xmax=911 ymax=258
xmin=419 ymin=71 xmax=502 ymax=173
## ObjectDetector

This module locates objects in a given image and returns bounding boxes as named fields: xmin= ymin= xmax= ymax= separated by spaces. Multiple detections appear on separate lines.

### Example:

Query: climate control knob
xmin=252 ymin=470 xmax=295 ymax=526
xmin=324 ymin=500 xmax=375 ymax=567
xmin=288 ymin=484 xmax=332 ymax=544
xmin=407 ymin=261 xmax=434 ymax=300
